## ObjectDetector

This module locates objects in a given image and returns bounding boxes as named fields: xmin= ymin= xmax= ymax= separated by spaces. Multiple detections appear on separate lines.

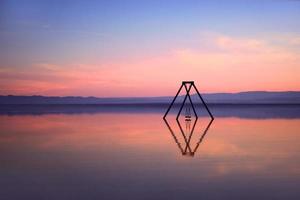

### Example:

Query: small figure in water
xmin=185 ymin=106 xmax=191 ymax=121
xmin=185 ymin=106 xmax=191 ymax=131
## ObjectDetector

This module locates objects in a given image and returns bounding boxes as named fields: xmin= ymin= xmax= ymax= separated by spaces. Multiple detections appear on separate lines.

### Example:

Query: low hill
xmin=0 ymin=91 xmax=299 ymax=104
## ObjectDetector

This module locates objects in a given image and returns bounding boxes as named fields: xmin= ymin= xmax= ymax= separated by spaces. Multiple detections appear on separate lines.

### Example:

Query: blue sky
xmin=0 ymin=0 xmax=300 ymax=96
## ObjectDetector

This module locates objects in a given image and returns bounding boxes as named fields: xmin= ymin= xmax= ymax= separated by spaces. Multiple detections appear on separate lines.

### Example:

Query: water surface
xmin=0 ymin=106 xmax=300 ymax=199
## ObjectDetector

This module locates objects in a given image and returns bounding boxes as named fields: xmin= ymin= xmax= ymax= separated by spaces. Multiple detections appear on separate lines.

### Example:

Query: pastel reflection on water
xmin=0 ymin=112 xmax=300 ymax=199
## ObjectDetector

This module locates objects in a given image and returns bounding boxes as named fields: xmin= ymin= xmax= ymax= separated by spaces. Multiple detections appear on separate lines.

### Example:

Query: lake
xmin=0 ymin=105 xmax=300 ymax=199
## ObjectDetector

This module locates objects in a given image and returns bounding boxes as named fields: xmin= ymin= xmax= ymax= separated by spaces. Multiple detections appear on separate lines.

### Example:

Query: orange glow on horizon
xmin=0 ymin=33 xmax=299 ymax=97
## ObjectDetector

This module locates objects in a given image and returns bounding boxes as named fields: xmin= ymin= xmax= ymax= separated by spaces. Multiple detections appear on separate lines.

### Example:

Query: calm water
xmin=0 ymin=105 xmax=300 ymax=199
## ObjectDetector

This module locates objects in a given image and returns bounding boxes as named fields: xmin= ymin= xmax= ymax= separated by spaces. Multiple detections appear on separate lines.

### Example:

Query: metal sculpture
xmin=163 ymin=81 xmax=214 ymax=120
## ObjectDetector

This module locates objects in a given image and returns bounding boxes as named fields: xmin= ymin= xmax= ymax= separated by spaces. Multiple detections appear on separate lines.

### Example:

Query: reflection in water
xmin=164 ymin=117 xmax=214 ymax=157
xmin=1 ymin=112 xmax=300 ymax=199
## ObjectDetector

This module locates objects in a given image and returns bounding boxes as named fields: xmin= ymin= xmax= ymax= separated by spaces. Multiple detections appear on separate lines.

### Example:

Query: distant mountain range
xmin=0 ymin=91 xmax=300 ymax=104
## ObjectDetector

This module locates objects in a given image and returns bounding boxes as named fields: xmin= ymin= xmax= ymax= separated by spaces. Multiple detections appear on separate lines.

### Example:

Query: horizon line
xmin=1 ymin=90 xmax=300 ymax=99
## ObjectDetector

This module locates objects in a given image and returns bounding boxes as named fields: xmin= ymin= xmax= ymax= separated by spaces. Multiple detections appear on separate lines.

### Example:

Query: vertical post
xmin=163 ymin=83 xmax=184 ymax=119
xmin=176 ymin=118 xmax=192 ymax=154
xmin=192 ymin=83 xmax=214 ymax=120
xmin=176 ymin=83 xmax=192 ymax=120
xmin=183 ymin=84 xmax=198 ymax=118
xmin=192 ymin=118 xmax=214 ymax=154
xmin=184 ymin=117 xmax=198 ymax=155
xmin=163 ymin=118 xmax=185 ymax=154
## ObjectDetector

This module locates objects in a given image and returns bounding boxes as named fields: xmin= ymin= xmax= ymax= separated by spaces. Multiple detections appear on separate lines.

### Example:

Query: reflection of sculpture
xmin=164 ymin=117 xmax=213 ymax=156
xmin=163 ymin=81 xmax=214 ymax=120
xmin=163 ymin=81 xmax=214 ymax=156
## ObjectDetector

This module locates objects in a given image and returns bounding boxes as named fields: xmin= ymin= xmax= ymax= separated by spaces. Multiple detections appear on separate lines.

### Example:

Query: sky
xmin=0 ymin=0 xmax=300 ymax=97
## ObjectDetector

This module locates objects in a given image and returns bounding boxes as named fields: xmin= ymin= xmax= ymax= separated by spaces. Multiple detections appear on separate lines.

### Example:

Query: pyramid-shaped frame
xmin=163 ymin=81 xmax=214 ymax=120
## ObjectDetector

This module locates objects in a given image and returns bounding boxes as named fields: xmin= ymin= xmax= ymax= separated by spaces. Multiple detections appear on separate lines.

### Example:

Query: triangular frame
xmin=163 ymin=81 xmax=214 ymax=120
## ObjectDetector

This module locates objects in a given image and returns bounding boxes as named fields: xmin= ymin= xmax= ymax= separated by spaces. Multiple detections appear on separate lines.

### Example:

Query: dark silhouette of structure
xmin=164 ymin=117 xmax=214 ymax=156
xmin=163 ymin=81 xmax=214 ymax=120
xmin=163 ymin=81 xmax=214 ymax=156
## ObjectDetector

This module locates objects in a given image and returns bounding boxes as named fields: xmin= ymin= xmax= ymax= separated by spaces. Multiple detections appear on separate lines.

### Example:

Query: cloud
xmin=1 ymin=32 xmax=299 ymax=96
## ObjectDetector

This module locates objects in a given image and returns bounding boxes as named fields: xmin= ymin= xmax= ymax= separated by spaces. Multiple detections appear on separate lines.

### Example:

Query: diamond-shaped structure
xmin=163 ymin=81 xmax=214 ymax=156
xmin=163 ymin=81 xmax=214 ymax=120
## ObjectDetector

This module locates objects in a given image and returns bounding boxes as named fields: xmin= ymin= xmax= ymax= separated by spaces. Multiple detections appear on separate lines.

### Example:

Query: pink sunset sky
xmin=0 ymin=1 xmax=299 ymax=97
